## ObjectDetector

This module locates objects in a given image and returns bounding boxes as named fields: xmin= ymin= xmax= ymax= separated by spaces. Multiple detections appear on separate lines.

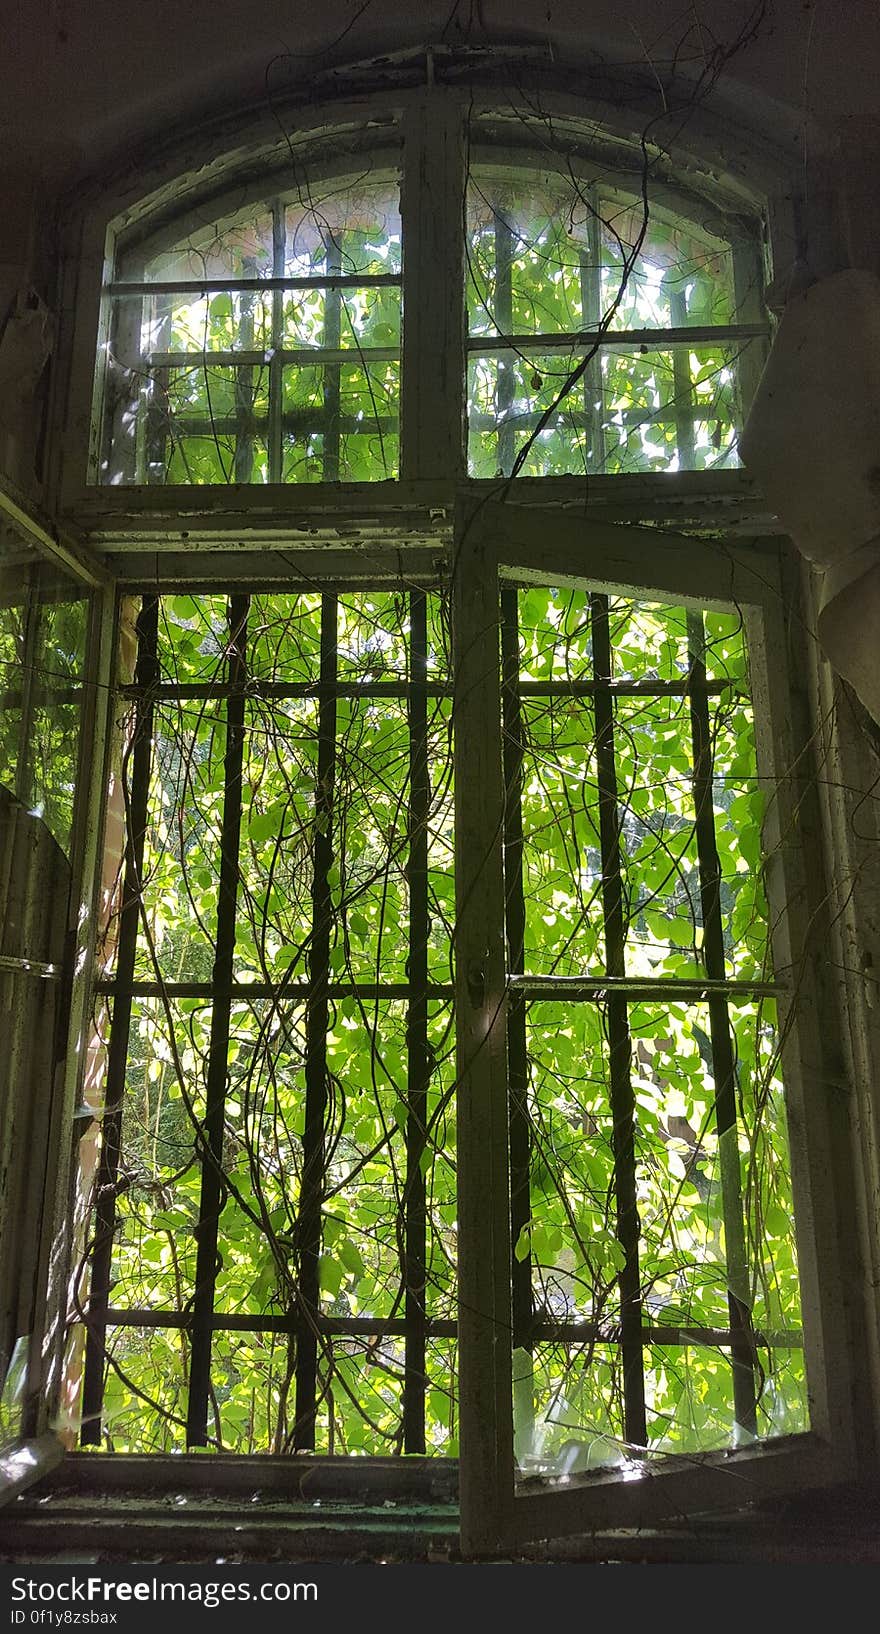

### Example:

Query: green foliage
xmin=94 ymin=581 xmax=805 ymax=1464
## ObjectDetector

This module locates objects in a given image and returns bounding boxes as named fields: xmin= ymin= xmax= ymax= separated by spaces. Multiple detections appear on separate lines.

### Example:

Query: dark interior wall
xmin=0 ymin=0 xmax=878 ymax=492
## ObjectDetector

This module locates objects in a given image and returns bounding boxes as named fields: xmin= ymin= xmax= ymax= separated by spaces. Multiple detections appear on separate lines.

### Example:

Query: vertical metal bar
xmin=590 ymin=593 xmax=647 ymax=1447
xmin=186 ymin=593 xmax=249 ymax=1446
xmin=399 ymin=96 xmax=467 ymax=481
xmin=500 ymin=588 xmax=531 ymax=1351
xmin=501 ymin=585 xmax=533 ymax=1465
xmin=322 ymin=246 xmax=342 ymax=483
xmin=403 ymin=589 xmax=429 ymax=1453
xmin=686 ymin=609 xmax=758 ymax=1439
xmin=293 ymin=593 xmax=338 ymax=1448
xmin=579 ymin=186 xmax=606 ymax=472
xmin=670 ymin=290 xmax=696 ymax=472
xmin=80 ymin=594 xmax=159 ymax=1445
xmin=268 ymin=201 xmax=285 ymax=484
xmin=232 ymin=260 xmax=257 ymax=484
xmin=494 ymin=208 xmax=515 ymax=478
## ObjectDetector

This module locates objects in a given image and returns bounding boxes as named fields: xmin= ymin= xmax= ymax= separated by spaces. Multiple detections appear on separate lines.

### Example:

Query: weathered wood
xmin=453 ymin=503 xmax=515 ymax=1556
xmin=399 ymin=97 xmax=467 ymax=480
xmin=0 ymin=472 xmax=106 ymax=589
xmin=748 ymin=557 xmax=862 ymax=1466
xmin=36 ymin=585 xmax=117 ymax=1434
xmin=0 ymin=1433 xmax=64 ymax=1510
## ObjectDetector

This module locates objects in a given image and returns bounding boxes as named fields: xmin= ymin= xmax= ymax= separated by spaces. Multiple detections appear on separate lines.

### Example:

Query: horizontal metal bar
xmin=109 ymin=275 xmax=401 ymax=297
xmin=121 ymin=677 xmax=735 ymax=703
xmin=103 ymin=1307 xmax=802 ymax=1349
xmin=121 ymin=679 xmax=452 ymax=701
xmin=511 ymin=975 xmax=785 ymax=999
xmin=146 ymin=347 xmax=400 ymax=368
xmin=467 ymin=322 xmax=767 ymax=354
xmin=94 ymin=979 xmax=455 ymax=1001
xmin=106 ymin=1308 xmax=458 ymax=1339
xmin=152 ymin=412 xmax=398 ymax=436
xmin=470 ymin=405 xmax=721 ymax=432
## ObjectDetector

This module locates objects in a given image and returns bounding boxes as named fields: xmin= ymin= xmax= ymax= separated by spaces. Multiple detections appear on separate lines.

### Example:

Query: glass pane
xmin=0 ymin=563 xmax=88 ymax=856
xmin=284 ymin=180 xmax=401 ymax=278
xmin=108 ymin=999 xmax=209 ymax=1313
xmin=143 ymin=206 xmax=274 ymax=283
xmin=101 ymin=172 xmax=401 ymax=486
xmin=133 ymin=700 xmax=224 ymax=982
xmin=468 ymin=344 xmax=741 ymax=476
xmin=467 ymin=173 xmax=737 ymax=338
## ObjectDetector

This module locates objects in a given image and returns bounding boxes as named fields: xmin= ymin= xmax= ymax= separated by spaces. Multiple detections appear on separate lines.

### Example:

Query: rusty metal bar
xmin=185 ymin=593 xmax=249 ymax=1446
xmin=109 ymin=275 xmax=401 ymax=296
xmin=292 ymin=593 xmax=338 ymax=1447
xmin=103 ymin=1306 xmax=803 ymax=1347
xmin=120 ymin=676 xmax=735 ymax=703
xmin=500 ymin=587 xmax=531 ymax=1359
xmin=590 ymin=591 xmax=647 ymax=1447
xmin=403 ymin=589 xmax=429 ymax=1452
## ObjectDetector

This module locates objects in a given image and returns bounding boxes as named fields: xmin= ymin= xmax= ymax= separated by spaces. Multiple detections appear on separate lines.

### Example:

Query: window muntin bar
xmin=293 ymin=592 xmax=337 ymax=1448
xmin=590 ymin=593 xmax=647 ymax=1445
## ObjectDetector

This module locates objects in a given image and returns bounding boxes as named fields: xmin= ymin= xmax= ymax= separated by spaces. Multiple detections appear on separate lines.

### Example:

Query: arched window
xmin=89 ymin=108 xmax=766 ymax=491
xmin=53 ymin=78 xmax=858 ymax=1557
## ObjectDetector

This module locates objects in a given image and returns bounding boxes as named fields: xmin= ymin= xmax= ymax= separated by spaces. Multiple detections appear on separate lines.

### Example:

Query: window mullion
xmin=81 ymin=594 xmax=159 ymax=1446
xmin=292 ymin=592 xmax=338 ymax=1449
xmin=589 ymin=591 xmax=648 ymax=1448
xmin=185 ymin=592 xmax=249 ymax=1447
xmin=400 ymin=95 xmax=467 ymax=482
xmin=686 ymin=609 xmax=759 ymax=1439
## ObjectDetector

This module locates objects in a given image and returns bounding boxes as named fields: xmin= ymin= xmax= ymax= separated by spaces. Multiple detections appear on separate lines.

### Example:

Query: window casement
xmin=25 ymin=76 xmax=865 ymax=1554
xmin=68 ymin=506 xmax=856 ymax=1552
